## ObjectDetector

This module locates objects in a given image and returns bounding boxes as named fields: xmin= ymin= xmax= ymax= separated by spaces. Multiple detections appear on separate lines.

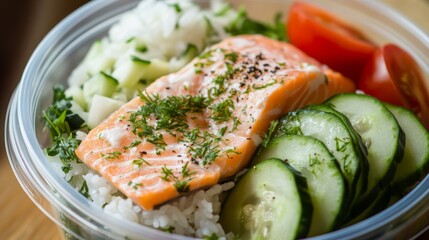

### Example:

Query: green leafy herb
xmin=132 ymin=157 xmax=151 ymax=167
xmin=181 ymin=162 xmax=196 ymax=178
xmin=42 ymin=85 xmax=84 ymax=138
xmin=170 ymin=3 xmax=182 ymax=12
xmin=128 ymin=181 xmax=143 ymax=190
xmin=210 ymin=99 xmax=234 ymax=123
xmin=79 ymin=180 xmax=90 ymax=199
xmin=129 ymin=91 xmax=208 ymax=152
xmin=124 ymin=140 xmax=142 ymax=150
xmin=252 ymin=79 xmax=277 ymax=90
xmin=160 ymin=165 xmax=175 ymax=181
xmin=101 ymin=151 xmax=121 ymax=160
xmin=225 ymin=8 xmax=287 ymax=41
xmin=334 ymin=137 xmax=350 ymax=152
xmin=46 ymin=135 xmax=81 ymax=174
xmin=173 ymin=180 xmax=191 ymax=193
xmin=231 ymin=116 xmax=241 ymax=132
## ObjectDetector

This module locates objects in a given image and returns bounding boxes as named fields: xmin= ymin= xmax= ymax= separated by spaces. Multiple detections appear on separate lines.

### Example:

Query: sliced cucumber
xmin=343 ymin=187 xmax=391 ymax=226
xmin=386 ymin=104 xmax=429 ymax=193
xmin=220 ymin=158 xmax=312 ymax=240
xmin=83 ymin=72 xmax=118 ymax=106
xmin=326 ymin=93 xmax=405 ymax=208
xmin=306 ymin=104 xmax=369 ymax=204
xmin=253 ymin=135 xmax=346 ymax=236
xmin=87 ymin=95 xmax=125 ymax=129
xmin=273 ymin=109 xmax=363 ymax=204
xmin=306 ymin=104 xmax=369 ymax=159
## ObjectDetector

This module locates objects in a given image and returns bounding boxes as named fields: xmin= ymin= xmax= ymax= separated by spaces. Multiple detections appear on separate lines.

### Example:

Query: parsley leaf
xmin=225 ymin=8 xmax=287 ymax=41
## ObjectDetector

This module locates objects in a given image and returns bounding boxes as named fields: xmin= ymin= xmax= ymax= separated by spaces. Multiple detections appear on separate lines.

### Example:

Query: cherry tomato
xmin=287 ymin=2 xmax=377 ymax=82
xmin=359 ymin=44 xmax=429 ymax=129
xmin=359 ymin=46 xmax=404 ymax=106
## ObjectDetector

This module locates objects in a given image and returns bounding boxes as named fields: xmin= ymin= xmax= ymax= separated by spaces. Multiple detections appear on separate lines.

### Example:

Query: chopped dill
xmin=128 ymin=181 xmax=143 ymax=190
xmin=132 ymin=157 xmax=151 ymax=167
xmin=210 ymin=99 xmax=234 ymax=123
xmin=160 ymin=165 xmax=175 ymax=181
xmin=124 ymin=140 xmax=142 ymax=150
xmin=101 ymin=151 xmax=121 ymax=160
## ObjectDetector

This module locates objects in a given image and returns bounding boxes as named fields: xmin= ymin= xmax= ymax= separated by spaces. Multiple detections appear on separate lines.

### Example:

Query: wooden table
xmin=1 ymin=0 xmax=429 ymax=239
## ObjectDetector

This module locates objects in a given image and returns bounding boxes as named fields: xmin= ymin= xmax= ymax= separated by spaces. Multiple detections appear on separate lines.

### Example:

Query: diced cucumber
xmin=273 ymin=109 xmax=364 ymax=204
xmin=83 ymin=72 xmax=118 ymax=106
xmin=386 ymin=104 xmax=429 ymax=193
xmin=65 ymin=86 xmax=87 ymax=110
xmin=83 ymin=40 xmax=115 ymax=75
xmin=326 ymin=93 xmax=405 ymax=210
xmin=253 ymin=135 xmax=346 ymax=236
xmin=169 ymin=44 xmax=199 ymax=71
xmin=220 ymin=158 xmax=312 ymax=240
xmin=87 ymin=95 xmax=125 ymax=129
xmin=112 ymin=57 xmax=170 ymax=88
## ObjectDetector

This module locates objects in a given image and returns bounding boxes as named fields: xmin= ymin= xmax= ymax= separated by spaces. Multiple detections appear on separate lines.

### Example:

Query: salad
xmin=41 ymin=1 xmax=429 ymax=239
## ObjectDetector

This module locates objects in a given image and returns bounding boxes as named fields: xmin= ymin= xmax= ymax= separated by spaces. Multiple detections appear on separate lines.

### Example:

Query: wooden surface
xmin=1 ymin=0 xmax=429 ymax=239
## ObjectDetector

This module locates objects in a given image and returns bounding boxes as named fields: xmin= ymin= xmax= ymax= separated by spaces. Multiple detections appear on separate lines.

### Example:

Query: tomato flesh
xmin=359 ymin=44 xmax=429 ymax=129
xmin=359 ymin=47 xmax=404 ymax=106
xmin=287 ymin=2 xmax=377 ymax=82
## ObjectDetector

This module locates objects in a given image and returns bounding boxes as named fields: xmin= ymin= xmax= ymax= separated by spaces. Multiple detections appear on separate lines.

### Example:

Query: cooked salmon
xmin=75 ymin=35 xmax=355 ymax=210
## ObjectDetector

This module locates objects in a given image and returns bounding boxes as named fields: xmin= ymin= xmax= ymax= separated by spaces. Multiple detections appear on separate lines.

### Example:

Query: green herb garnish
xmin=79 ymin=180 xmax=90 ymax=199
xmin=132 ymin=157 xmax=151 ymax=167
xmin=124 ymin=140 xmax=142 ymax=150
xmin=210 ymin=99 xmax=234 ymax=123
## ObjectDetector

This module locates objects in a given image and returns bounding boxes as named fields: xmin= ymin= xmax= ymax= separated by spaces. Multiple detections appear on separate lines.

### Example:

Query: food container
xmin=5 ymin=0 xmax=429 ymax=239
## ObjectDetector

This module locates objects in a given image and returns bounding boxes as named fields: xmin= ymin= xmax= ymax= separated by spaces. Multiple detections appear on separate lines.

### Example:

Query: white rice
xmin=50 ymin=0 xmax=242 ymax=238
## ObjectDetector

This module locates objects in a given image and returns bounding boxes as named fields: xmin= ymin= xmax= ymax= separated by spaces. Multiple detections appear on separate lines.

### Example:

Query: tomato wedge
xmin=287 ymin=2 xmax=377 ymax=82
xmin=359 ymin=44 xmax=429 ymax=129
xmin=358 ymin=46 xmax=404 ymax=106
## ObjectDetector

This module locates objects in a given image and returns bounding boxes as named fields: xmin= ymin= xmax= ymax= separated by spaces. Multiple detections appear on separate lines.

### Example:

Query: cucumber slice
xmin=306 ymin=104 xmax=369 ymax=204
xmin=326 ymin=94 xmax=405 ymax=207
xmin=253 ymin=135 xmax=346 ymax=236
xmin=87 ymin=95 xmax=125 ymax=129
xmin=273 ymin=109 xmax=363 ymax=204
xmin=83 ymin=72 xmax=118 ymax=106
xmin=343 ymin=187 xmax=391 ymax=226
xmin=306 ymin=104 xmax=369 ymax=159
xmin=386 ymin=104 xmax=429 ymax=193
xmin=220 ymin=159 xmax=312 ymax=240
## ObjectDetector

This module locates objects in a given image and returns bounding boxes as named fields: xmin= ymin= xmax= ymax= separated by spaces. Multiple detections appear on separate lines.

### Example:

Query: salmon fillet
xmin=75 ymin=35 xmax=355 ymax=210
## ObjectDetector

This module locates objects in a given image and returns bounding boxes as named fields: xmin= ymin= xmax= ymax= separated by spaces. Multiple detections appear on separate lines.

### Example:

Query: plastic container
xmin=5 ymin=0 xmax=429 ymax=239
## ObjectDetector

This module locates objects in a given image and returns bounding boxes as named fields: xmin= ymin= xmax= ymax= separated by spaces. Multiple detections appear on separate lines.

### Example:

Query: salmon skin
xmin=75 ymin=35 xmax=355 ymax=210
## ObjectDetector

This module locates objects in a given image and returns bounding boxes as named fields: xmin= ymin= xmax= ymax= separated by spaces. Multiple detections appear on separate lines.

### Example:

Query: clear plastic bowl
xmin=5 ymin=0 xmax=429 ymax=239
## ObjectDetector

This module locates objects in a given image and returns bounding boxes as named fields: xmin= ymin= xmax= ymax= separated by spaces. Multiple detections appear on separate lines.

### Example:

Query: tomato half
xmin=287 ymin=2 xmax=377 ymax=82
xmin=359 ymin=44 xmax=429 ymax=129
xmin=358 ymin=46 xmax=404 ymax=106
